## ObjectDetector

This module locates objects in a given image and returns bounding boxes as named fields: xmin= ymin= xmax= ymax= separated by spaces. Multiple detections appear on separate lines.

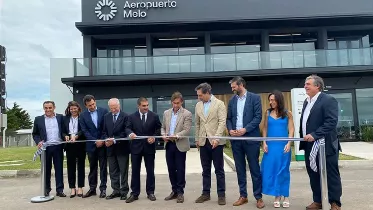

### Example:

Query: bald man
xmin=101 ymin=98 xmax=131 ymax=200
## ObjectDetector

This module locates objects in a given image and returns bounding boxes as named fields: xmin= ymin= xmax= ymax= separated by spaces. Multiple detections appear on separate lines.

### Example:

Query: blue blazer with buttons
xmin=226 ymin=92 xmax=262 ymax=144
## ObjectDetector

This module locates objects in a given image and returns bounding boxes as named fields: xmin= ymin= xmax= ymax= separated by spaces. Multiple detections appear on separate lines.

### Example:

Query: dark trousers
xmin=66 ymin=146 xmax=86 ymax=189
xmin=231 ymin=141 xmax=262 ymax=199
xmin=108 ymin=153 xmax=130 ymax=196
xmin=165 ymin=142 xmax=187 ymax=194
xmin=87 ymin=147 xmax=107 ymax=192
xmin=305 ymin=143 xmax=342 ymax=207
xmin=45 ymin=144 xmax=64 ymax=193
xmin=130 ymin=152 xmax=155 ymax=196
xmin=199 ymin=140 xmax=225 ymax=197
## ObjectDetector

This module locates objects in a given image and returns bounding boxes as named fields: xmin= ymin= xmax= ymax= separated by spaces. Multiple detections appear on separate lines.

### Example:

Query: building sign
xmin=95 ymin=0 xmax=177 ymax=21
xmin=291 ymin=88 xmax=307 ymax=161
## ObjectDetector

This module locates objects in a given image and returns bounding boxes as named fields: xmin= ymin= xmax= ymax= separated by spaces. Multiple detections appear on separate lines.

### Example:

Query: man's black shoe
xmin=126 ymin=195 xmax=138 ymax=203
xmin=56 ymin=192 xmax=67 ymax=197
xmin=82 ymin=189 xmax=96 ymax=198
xmin=147 ymin=194 xmax=156 ymax=201
xmin=99 ymin=190 xmax=106 ymax=198
xmin=106 ymin=192 xmax=120 ymax=200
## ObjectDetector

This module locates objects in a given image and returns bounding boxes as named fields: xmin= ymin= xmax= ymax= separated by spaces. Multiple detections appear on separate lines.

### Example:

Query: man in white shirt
xmin=299 ymin=75 xmax=342 ymax=210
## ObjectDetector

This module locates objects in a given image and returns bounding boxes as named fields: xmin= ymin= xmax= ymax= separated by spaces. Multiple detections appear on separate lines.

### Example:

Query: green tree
xmin=4 ymin=102 xmax=33 ymax=135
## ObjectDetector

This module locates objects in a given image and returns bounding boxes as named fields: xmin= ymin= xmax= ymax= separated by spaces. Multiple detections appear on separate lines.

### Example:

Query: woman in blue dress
xmin=261 ymin=90 xmax=295 ymax=208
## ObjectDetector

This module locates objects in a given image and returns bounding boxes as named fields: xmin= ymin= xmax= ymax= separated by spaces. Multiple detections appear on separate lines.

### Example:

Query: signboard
xmin=291 ymin=88 xmax=307 ymax=161
xmin=95 ymin=0 xmax=177 ymax=21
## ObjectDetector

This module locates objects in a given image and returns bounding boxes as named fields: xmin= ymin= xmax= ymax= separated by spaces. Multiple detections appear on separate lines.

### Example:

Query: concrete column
xmin=316 ymin=28 xmax=328 ymax=67
xmin=146 ymin=34 xmax=154 ymax=74
xmin=83 ymin=36 xmax=96 ymax=76
xmin=316 ymin=28 xmax=328 ymax=50
xmin=204 ymin=33 xmax=212 ymax=72
xmin=260 ymin=30 xmax=269 ymax=51
xmin=260 ymin=30 xmax=270 ymax=69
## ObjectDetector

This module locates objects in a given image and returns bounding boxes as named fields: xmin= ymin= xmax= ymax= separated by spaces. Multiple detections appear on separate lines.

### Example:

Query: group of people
xmin=32 ymin=74 xmax=342 ymax=210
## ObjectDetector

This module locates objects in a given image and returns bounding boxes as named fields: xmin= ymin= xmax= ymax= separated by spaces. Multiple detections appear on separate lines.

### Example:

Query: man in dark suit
xmin=79 ymin=95 xmax=109 ymax=198
xmin=299 ymin=75 xmax=342 ymax=210
xmin=32 ymin=101 xmax=66 ymax=197
xmin=101 ymin=98 xmax=130 ymax=201
xmin=226 ymin=77 xmax=264 ymax=208
xmin=125 ymin=97 xmax=162 ymax=203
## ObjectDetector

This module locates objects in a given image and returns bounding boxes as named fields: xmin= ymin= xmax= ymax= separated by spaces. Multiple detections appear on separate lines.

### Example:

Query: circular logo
xmin=95 ymin=0 xmax=117 ymax=21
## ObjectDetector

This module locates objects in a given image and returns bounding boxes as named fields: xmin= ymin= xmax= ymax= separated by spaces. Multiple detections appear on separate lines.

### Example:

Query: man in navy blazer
xmin=299 ymin=75 xmax=342 ymax=210
xmin=79 ymin=95 xmax=109 ymax=198
xmin=32 ymin=101 xmax=66 ymax=197
xmin=226 ymin=77 xmax=264 ymax=208
xmin=125 ymin=97 xmax=162 ymax=203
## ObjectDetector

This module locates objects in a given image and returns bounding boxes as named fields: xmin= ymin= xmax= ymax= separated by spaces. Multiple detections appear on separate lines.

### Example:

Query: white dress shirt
xmin=302 ymin=91 xmax=321 ymax=137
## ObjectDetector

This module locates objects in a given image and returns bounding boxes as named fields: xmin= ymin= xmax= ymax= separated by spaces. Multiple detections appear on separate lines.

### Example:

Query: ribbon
xmin=309 ymin=137 xmax=325 ymax=172
xmin=32 ymin=135 xmax=323 ymax=172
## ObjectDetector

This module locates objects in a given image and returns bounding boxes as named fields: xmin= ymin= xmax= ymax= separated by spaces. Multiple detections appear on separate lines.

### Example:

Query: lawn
xmin=0 ymin=147 xmax=90 ymax=170
xmin=223 ymin=146 xmax=362 ymax=162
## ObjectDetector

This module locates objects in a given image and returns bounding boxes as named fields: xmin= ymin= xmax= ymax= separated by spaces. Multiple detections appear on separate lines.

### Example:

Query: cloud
xmin=1 ymin=0 xmax=83 ymax=119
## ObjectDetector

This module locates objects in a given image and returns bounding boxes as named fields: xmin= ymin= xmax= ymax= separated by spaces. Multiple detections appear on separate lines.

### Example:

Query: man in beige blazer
xmin=161 ymin=92 xmax=192 ymax=203
xmin=194 ymin=82 xmax=227 ymax=206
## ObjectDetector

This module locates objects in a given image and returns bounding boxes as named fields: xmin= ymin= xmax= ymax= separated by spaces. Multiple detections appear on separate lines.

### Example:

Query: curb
xmin=223 ymin=152 xmax=373 ymax=172
xmin=0 ymin=165 xmax=133 ymax=179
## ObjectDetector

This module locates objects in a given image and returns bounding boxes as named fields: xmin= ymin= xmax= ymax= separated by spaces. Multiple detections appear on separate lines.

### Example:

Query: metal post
xmin=318 ymin=138 xmax=329 ymax=210
xmin=2 ymin=127 xmax=6 ymax=148
xmin=31 ymin=146 xmax=54 ymax=203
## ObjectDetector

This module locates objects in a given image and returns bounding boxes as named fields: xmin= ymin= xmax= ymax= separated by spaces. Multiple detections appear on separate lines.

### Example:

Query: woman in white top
xmin=62 ymin=101 xmax=86 ymax=198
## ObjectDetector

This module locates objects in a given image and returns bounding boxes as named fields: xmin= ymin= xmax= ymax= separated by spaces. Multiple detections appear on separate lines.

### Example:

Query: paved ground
xmin=340 ymin=142 xmax=373 ymax=160
xmin=0 ymin=168 xmax=372 ymax=210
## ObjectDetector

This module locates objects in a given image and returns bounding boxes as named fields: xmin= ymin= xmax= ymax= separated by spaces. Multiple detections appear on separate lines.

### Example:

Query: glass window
xmin=356 ymin=88 xmax=373 ymax=126
xmin=96 ymin=99 xmax=109 ymax=110
xmin=95 ymin=98 xmax=153 ymax=114
xmin=328 ymin=93 xmax=355 ymax=140
xmin=152 ymin=36 xmax=205 ymax=73
xmin=121 ymin=98 xmax=153 ymax=113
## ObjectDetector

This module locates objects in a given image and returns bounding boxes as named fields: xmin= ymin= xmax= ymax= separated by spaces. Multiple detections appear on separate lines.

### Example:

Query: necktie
xmin=113 ymin=114 xmax=117 ymax=124
xmin=142 ymin=113 xmax=146 ymax=126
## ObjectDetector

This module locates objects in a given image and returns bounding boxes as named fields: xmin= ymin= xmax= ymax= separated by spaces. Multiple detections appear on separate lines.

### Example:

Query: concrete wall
xmin=50 ymin=58 xmax=74 ymax=115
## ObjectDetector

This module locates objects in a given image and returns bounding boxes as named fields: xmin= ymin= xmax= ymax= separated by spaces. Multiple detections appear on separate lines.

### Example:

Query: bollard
xmin=31 ymin=146 xmax=54 ymax=203
xmin=318 ymin=138 xmax=329 ymax=210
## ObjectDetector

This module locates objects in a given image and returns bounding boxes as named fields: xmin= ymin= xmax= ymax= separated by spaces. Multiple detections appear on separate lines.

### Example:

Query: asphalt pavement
xmin=0 ymin=168 xmax=371 ymax=210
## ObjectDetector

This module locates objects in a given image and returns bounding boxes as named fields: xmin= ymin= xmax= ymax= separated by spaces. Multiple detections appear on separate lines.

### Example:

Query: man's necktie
xmin=113 ymin=114 xmax=117 ymax=124
xmin=142 ymin=113 xmax=146 ymax=126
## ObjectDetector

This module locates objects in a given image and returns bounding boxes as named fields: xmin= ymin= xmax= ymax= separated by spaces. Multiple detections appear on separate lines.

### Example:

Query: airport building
xmin=53 ymin=0 xmax=373 ymax=142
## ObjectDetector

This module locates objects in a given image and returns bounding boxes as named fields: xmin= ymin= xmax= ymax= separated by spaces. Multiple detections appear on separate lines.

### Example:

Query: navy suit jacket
xmin=101 ymin=111 xmax=131 ymax=156
xmin=299 ymin=92 xmax=341 ymax=155
xmin=226 ymin=92 xmax=262 ymax=143
xmin=32 ymin=114 xmax=64 ymax=145
xmin=79 ymin=107 xmax=108 ymax=153
xmin=125 ymin=111 xmax=161 ymax=155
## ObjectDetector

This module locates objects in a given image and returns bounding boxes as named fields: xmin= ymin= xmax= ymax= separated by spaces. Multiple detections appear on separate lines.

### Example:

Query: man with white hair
xmin=101 ymin=98 xmax=131 ymax=200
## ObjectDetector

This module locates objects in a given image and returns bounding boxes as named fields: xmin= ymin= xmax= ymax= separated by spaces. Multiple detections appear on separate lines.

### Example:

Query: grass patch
xmin=224 ymin=146 xmax=362 ymax=162
xmin=0 ymin=147 xmax=89 ymax=170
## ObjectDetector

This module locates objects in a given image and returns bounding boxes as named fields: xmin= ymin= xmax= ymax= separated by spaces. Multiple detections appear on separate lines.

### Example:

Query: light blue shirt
xmin=44 ymin=114 xmax=61 ymax=143
xmin=203 ymin=95 xmax=213 ymax=116
xmin=90 ymin=108 xmax=98 ymax=128
xmin=113 ymin=112 xmax=119 ymax=122
xmin=169 ymin=109 xmax=180 ymax=135
xmin=236 ymin=92 xmax=247 ymax=130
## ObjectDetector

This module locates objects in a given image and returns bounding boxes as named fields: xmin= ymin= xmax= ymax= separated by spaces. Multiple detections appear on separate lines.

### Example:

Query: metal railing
xmin=74 ymin=48 xmax=373 ymax=76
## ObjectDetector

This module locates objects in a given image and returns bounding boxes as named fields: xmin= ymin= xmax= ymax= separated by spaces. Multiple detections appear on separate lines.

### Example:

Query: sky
xmin=0 ymin=0 xmax=83 ymax=119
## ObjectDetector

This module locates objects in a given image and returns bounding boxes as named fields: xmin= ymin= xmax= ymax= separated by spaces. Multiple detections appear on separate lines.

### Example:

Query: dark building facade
xmin=62 ymin=0 xmax=373 ymax=142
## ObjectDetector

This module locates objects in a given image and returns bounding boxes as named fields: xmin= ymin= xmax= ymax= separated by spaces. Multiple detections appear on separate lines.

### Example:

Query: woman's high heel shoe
xmin=70 ymin=188 xmax=76 ymax=198
xmin=77 ymin=188 xmax=83 ymax=197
